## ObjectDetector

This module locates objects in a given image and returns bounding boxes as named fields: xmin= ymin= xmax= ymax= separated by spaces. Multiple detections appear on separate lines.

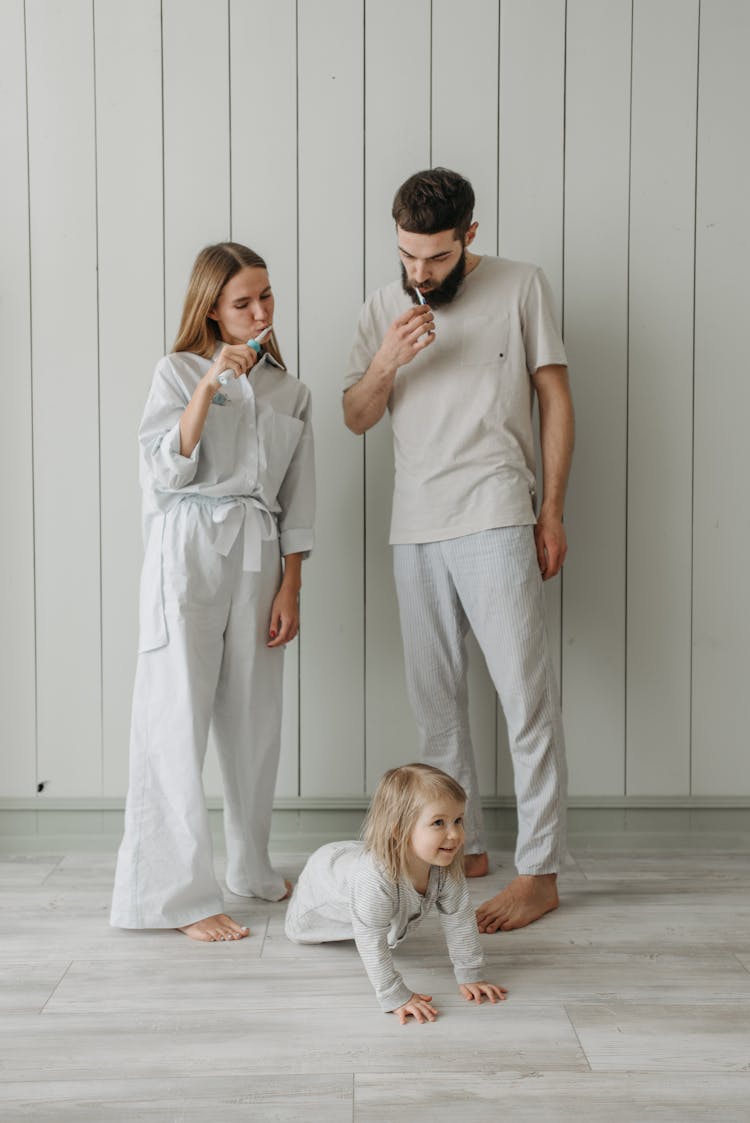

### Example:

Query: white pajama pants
xmin=393 ymin=526 xmax=567 ymax=873
xmin=110 ymin=499 xmax=287 ymax=929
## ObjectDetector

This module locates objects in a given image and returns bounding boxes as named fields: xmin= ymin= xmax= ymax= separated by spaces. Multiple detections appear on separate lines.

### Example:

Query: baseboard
xmin=2 ymin=794 xmax=750 ymax=811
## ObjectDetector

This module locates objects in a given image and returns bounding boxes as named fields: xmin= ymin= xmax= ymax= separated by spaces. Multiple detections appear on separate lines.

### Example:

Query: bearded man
xmin=343 ymin=167 xmax=574 ymax=931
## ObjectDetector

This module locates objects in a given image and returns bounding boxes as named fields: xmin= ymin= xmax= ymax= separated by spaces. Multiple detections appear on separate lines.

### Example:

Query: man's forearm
xmin=343 ymin=357 xmax=398 ymax=435
xmin=535 ymin=366 xmax=574 ymax=517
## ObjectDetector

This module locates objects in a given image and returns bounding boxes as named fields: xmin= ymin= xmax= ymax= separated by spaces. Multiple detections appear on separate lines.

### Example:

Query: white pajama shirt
xmin=111 ymin=346 xmax=314 ymax=929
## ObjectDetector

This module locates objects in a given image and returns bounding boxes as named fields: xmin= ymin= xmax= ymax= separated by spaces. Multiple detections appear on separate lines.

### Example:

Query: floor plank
xmin=0 ymin=1006 xmax=587 ymax=1081
xmin=354 ymin=1072 xmax=750 ymax=1121
xmin=0 ymin=1074 xmax=353 ymax=1121
xmin=566 ymin=1001 xmax=750 ymax=1071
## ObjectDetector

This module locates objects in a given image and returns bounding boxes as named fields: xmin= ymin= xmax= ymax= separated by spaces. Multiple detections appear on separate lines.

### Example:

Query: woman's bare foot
xmin=279 ymin=879 xmax=293 ymax=901
xmin=476 ymin=873 xmax=558 ymax=932
xmin=178 ymin=913 xmax=250 ymax=942
xmin=464 ymin=852 xmax=490 ymax=878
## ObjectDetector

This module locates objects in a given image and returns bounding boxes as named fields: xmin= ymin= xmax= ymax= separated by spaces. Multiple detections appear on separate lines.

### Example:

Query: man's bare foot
xmin=464 ymin=852 xmax=489 ymax=878
xmin=178 ymin=913 xmax=250 ymax=942
xmin=476 ymin=873 xmax=558 ymax=932
xmin=280 ymin=879 xmax=293 ymax=901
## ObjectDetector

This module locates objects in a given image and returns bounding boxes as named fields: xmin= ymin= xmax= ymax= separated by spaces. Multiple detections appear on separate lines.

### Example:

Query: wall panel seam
xmin=92 ymin=0 xmax=105 ymax=796
xmin=689 ymin=0 xmax=701 ymax=798
xmin=624 ymin=0 xmax=634 ymax=795
xmin=23 ymin=0 xmax=39 ymax=797
xmin=295 ymin=0 xmax=302 ymax=796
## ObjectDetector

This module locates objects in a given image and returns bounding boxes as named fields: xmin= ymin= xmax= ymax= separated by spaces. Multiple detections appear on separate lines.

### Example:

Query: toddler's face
xmin=408 ymin=797 xmax=465 ymax=870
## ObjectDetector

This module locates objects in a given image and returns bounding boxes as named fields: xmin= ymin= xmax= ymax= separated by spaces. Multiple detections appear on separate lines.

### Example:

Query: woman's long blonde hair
xmin=172 ymin=242 xmax=286 ymax=369
xmin=362 ymin=763 xmax=466 ymax=883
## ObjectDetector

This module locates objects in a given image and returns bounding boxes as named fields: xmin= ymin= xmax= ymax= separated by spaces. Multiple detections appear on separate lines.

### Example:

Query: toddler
xmin=285 ymin=763 xmax=507 ymax=1023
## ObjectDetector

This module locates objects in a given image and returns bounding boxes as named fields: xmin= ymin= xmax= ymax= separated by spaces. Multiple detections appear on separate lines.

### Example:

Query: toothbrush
xmin=414 ymin=287 xmax=427 ymax=305
xmin=216 ymin=325 xmax=273 ymax=385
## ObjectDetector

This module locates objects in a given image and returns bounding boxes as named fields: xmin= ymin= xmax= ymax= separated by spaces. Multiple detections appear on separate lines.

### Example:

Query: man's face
xmin=397 ymin=226 xmax=467 ymax=307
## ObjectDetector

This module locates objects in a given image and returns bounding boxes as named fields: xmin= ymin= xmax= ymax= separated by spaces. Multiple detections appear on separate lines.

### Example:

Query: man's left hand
xmin=534 ymin=513 xmax=567 ymax=580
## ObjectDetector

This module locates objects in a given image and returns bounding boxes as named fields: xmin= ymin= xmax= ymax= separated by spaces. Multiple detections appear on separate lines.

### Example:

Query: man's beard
xmin=401 ymin=249 xmax=466 ymax=308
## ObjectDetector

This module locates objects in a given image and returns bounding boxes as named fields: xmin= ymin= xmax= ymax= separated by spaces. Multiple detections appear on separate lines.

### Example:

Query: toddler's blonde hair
xmin=362 ymin=763 xmax=466 ymax=883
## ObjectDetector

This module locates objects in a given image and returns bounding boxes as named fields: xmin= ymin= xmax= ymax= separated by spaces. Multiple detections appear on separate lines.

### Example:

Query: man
xmin=343 ymin=168 xmax=574 ymax=931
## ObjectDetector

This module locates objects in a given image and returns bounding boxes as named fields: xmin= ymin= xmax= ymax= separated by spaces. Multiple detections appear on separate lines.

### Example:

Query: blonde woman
xmin=111 ymin=243 xmax=314 ymax=942
xmin=285 ymin=764 xmax=507 ymax=1023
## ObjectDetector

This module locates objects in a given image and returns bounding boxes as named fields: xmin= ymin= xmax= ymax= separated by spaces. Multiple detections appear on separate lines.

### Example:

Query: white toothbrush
xmin=217 ymin=325 xmax=273 ymax=386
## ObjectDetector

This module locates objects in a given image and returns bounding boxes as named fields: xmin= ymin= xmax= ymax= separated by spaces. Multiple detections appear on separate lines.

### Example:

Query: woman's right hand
xmin=204 ymin=342 xmax=259 ymax=389
xmin=392 ymin=992 xmax=438 ymax=1025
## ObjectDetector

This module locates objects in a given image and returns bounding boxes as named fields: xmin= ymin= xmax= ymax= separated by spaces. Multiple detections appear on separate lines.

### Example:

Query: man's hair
xmin=392 ymin=167 xmax=475 ymax=241
xmin=362 ymin=763 xmax=466 ymax=883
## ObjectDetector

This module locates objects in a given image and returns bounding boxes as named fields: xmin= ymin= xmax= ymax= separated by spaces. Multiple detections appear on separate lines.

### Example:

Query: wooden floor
xmin=1 ymin=811 xmax=750 ymax=1121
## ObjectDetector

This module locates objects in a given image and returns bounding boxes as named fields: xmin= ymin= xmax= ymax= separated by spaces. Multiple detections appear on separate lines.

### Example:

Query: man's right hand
xmin=343 ymin=306 xmax=436 ymax=435
xmin=376 ymin=305 xmax=435 ymax=370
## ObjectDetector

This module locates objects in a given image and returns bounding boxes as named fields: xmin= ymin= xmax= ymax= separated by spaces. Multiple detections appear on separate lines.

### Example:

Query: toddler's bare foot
xmin=178 ymin=913 xmax=250 ymax=942
xmin=476 ymin=874 xmax=558 ymax=932
xmin=463 ymin=852 xmax=489 ymax=878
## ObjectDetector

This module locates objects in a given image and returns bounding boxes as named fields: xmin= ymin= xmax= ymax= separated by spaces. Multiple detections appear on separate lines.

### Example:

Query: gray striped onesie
xmin=284 ymin=840 xmax=486 ymax=1011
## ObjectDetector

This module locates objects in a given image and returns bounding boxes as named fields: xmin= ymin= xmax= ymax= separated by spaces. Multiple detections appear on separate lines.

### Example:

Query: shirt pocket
xmin=264 ymin=409 xmax=305 ymax=497
xmin=461 ymin=313 xmax=509 ymax=366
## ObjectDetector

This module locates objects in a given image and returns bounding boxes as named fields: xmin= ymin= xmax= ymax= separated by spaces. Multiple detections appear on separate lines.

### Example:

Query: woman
xmin=111 ymin=243 xmax=314 ymax=941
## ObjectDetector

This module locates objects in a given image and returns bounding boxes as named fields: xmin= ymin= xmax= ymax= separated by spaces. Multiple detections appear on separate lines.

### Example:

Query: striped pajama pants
xmin=393 ymin=525 xmax=567 ymax=873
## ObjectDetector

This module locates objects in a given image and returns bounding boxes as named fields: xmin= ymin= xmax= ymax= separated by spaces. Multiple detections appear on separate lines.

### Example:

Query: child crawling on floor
xmin=284 ymin=762 xmax=507 ymax=1024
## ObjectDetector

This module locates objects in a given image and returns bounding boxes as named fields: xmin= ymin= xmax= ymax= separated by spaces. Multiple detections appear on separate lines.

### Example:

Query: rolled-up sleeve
xmin=139 ymin=360 xmax=200 ymax=491
xmin=277 ymin=384 xmax=315 ymax=558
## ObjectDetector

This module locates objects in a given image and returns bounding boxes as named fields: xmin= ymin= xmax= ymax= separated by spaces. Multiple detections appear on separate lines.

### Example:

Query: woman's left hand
xmin=267 ymin=585 xmax=300 ymax=647
xmin=459 ymin=981 xmax=508 ymax=1005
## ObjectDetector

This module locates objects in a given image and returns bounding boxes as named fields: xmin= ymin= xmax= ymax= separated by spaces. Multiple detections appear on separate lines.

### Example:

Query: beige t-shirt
xmin=344 ymin=256 xmax=567 ymax=545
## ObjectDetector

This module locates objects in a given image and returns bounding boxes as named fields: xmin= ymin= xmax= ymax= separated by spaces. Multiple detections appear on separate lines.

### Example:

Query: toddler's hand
xmin=459 ymin=981 xmax=508 ymax=1004
xmin=393 ymin=992 xmax=438 ymax=1025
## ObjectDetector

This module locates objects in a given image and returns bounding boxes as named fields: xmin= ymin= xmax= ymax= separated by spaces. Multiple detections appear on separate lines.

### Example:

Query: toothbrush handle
xmin=216 ymin=337 xmax=264 ymax=384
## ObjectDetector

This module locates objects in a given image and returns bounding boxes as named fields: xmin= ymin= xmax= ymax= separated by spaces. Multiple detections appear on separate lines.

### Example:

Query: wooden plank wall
xmin=1 ymin=0 xmax=748 ymax=804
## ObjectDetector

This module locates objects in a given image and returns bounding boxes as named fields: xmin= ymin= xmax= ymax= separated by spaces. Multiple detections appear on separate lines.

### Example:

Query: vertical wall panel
xmin=362 ymin=0 xmax=430 ymax=791
xmin=626 ymin=0 xmax=697 ymax=795
xmin=562 ymin=0 xmax=631 ymax=796
xmin=693 ymin=0 xmax=750 ymax=794
xmin=431 ymin=0 xmax=500 ymax=795
xmin=432 ymin=0 xmax=499 ymax=253
xmin=230 ymin=0 xmax=300 ymax=797
xmin=496 ymin=0 xmax=566 ymax=795
xmin=298 ymin=0 xmax=365 ymax=795
xmin=162 ymin=0 xmax=231 ymax=347
xmin=162 ymin=0 xmax=231 ymax=797
xmin=27 ymin=0 xmax=102 ymax=797
xmin=0 ymin=0 xmax=36 ymax=796
xmin=96 ymin=0 xmax=164 ymax=796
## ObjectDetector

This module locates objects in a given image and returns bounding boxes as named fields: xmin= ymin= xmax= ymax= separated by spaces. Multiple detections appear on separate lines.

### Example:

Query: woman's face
xmin=210 ymin=266 xmax=274 ymax=345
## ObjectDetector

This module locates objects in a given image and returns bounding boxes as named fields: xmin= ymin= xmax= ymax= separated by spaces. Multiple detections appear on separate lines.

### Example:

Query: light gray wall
xmin=2 ymin=0 xmax=748 ymax=805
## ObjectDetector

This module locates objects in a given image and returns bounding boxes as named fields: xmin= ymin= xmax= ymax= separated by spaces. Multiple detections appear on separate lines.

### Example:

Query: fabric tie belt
xmin=211 ymin=497 xmax=277 ymax=572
